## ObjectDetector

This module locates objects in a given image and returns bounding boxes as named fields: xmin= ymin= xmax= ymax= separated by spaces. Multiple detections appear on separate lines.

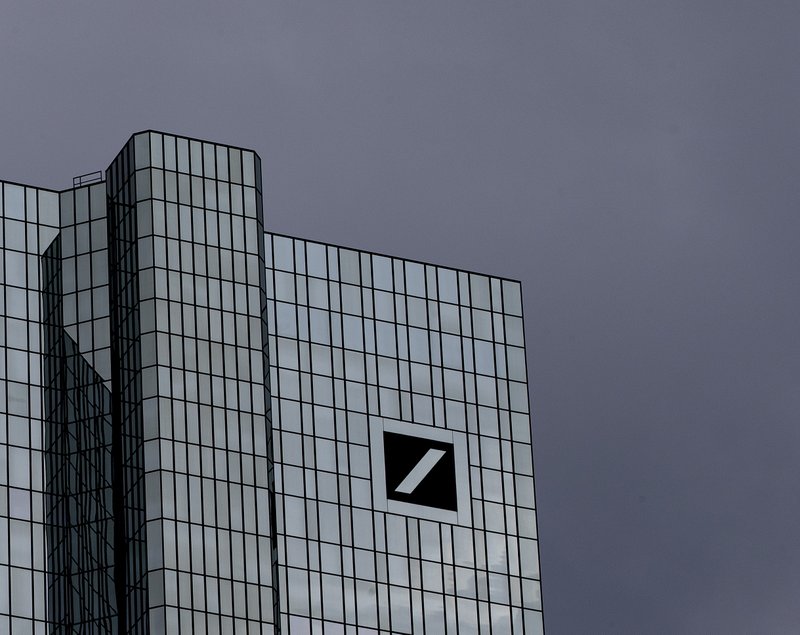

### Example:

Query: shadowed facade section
xmin=43 ymin=235 xmax=117 ymax=631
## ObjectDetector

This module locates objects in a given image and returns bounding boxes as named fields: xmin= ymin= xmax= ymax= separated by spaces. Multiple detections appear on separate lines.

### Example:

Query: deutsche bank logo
xmin=383 ymin=431 xmax=458 ymax=511
xmin=370 ymin=417 xmax=470 ymax=524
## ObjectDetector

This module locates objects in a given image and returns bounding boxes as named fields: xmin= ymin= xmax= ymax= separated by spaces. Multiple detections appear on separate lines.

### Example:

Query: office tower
xmin=1 ymin=131 xmax=543 ymax=634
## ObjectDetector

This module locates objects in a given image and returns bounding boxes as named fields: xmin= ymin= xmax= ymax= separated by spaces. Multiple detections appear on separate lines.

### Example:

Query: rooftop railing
xmin=72 ymin=171 xmax=104 ymax=188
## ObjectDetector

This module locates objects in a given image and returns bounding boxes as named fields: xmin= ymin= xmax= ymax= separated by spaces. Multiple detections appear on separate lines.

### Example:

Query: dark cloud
xmin=3 ymin=2 xmax=800 ymax=632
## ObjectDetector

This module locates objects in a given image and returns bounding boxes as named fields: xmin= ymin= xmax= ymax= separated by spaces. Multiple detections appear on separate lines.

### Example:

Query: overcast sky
xmin=3 ymin=2 xmax=800 ymax=632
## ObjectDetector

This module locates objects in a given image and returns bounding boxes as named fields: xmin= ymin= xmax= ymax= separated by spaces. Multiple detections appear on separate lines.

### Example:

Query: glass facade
xmin=265 ymin=235 xmax=542 ymax=634
xmin=1 ymin=182 xmax=60 ymax=633
xmin=0 ymin=131 xmax=542 ymax=634
xmin=104 ymin=133 xmax=277 ymax=634
xmin=43 ymin=182 xmax=116 ymax=632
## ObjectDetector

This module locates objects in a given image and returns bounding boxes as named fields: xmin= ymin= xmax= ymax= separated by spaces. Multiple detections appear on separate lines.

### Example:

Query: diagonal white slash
xmin=395 ymin=449 xmax=447 ymax=494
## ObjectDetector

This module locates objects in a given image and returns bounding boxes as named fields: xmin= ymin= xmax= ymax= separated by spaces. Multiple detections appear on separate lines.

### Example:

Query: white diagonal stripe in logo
xmin=394 ymin=449 xmax=447 ymax=494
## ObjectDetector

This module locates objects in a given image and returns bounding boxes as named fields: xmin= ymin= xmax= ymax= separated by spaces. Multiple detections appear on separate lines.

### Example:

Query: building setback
xmin=0 ymin=132 xmax=543 ymax=634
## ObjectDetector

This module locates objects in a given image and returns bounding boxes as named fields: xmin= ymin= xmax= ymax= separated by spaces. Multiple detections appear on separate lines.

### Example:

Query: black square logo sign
xmin=383 ymin=431 xmax=458 ymax=512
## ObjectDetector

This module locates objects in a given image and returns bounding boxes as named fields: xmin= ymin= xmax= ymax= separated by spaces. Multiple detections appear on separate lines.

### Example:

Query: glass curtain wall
xmin=265 ymin=234 xmax=543 ymax=634
xmin=43 ymin=182 xmax=116 ymax=633
xmin=1 ymin=182 xmax=60 ymax=633
xmin=107 ymin=133 xmax=278 ymax=634
xmin=0 ymin=131 xmax=543 ymax=635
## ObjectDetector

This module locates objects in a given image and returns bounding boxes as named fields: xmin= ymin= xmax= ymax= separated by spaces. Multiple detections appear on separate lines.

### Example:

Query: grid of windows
xmin=265 ymin=235 xmax=543 ymax=634
xmin=105 ymin=132 xmax=279 ymax=634
xmin=1 ymin=130 xmax=543 ymax=634
xmin=1 ymin=182 xmax=60 ymax=633
xmin=43 ymin=182 xmax=117 ymax=632
xmin=107 ymin=149 xmax=151 ymax=633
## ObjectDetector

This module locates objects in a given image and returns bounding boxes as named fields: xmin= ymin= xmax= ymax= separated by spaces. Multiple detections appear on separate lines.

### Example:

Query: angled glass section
xmin=43 ymin=200 xmax=117 ymax=633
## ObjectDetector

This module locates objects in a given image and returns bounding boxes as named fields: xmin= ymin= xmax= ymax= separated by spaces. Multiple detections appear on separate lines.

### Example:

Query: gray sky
xmin=3 ymin=2 xmax=800 ymax=632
